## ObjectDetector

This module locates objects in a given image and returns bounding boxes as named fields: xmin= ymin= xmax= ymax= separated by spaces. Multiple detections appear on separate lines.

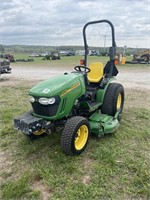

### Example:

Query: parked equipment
xmin=115 ymin=54 xmax=126 ymax=65
xmin=14 ymin=19 xmax=124 ymax=156
xmin=43 ymin=52 xmax=60 ymax=60
xmin=131 ymin=49 xmax=150 ymax=64
xmin=1 ymin=54 xmax=15 ymax=62
xmin=0 ymin=60 xmax=12 ymax=75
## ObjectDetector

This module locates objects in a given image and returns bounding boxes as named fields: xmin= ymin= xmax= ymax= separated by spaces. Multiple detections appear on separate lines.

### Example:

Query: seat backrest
xmin=88 ymin=62 xmax=104 ymax=83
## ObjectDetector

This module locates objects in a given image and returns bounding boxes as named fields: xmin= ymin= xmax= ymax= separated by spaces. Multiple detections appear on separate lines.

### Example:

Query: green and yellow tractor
xmin=14 ymin=20 xmax=124 ymax=156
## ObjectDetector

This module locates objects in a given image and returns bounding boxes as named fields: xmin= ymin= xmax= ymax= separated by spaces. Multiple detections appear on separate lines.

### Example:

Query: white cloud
xmin=0 ymin=0 xmax=149 ymax=47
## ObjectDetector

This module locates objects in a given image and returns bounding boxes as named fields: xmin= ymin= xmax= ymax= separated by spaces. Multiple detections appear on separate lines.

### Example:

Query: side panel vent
xmin=60 ymin=98 xmax=67 ymax=113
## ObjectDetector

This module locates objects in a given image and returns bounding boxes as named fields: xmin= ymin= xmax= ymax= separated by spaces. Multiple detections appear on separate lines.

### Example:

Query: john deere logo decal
xmin=42 ymin=88 xmax=50 ymax=93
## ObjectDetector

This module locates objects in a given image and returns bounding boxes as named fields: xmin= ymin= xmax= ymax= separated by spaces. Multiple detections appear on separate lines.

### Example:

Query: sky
xmin=0 ymin=0 xmax=149 ymax=48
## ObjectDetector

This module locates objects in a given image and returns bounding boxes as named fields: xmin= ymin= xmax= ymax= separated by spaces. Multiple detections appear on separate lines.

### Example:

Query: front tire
xmin=27 ymin=129 xmax=47 ymax=140
xmin=61 ymin=116 xmax=90 ymax=156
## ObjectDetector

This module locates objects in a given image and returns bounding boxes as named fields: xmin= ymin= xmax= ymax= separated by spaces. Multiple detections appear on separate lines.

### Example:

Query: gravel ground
xmin=1 ymin=65 xmax=150 ymax=90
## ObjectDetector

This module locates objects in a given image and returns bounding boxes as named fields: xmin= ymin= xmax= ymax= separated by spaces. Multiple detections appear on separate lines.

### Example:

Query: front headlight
xmin=29 ymin=96 xmax=35 ymax=103
xmin=39 ymin=97 xmax=56 ymax=105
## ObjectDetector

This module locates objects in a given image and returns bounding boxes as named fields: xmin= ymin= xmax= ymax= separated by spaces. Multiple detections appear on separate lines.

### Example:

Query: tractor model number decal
xmin=61 ymin=83 xmax=80 ymax=97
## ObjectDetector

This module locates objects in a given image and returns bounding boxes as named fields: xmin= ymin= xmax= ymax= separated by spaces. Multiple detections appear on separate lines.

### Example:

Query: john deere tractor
xmin=14 ymin=20 xmax=124 ymax=156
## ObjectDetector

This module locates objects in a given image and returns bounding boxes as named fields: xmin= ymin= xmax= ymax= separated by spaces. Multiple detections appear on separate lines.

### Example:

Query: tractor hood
xmin=29 ymin=72 xmax=85 ymax=97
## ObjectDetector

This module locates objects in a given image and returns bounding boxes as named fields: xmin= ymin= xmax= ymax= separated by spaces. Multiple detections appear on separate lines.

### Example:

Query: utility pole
xmin=104 ymin=35 xmax=107 ymax=53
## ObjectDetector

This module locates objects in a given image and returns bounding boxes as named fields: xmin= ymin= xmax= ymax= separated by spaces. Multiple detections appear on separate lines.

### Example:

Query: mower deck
xmin=89 ymin=112 xmax=119 ymax=137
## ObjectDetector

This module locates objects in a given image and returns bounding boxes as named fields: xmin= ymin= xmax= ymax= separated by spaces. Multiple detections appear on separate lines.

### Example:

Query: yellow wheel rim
xmin=117 ymin=93 xmax=122 ymax=110
xmin=33 ymin=129 xmax=45 ymax=136
xmin=75 ymin=125 xmax=88 ymax=150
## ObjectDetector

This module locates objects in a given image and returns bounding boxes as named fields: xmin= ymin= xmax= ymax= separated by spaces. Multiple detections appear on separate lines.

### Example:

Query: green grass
xmin=11 ymin=53 xmax=150 ymax=69
xmin=12 ymin=53 xmax=111 ymax=67
xmin=0 ymin=78 xmax=150 ymax=199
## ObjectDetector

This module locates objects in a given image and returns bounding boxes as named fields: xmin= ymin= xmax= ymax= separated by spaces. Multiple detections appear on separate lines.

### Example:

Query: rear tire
xmin=141 ymin=54 xmax=149 ymax=62
xmin=101 ymin=83 xmax=124 ymax=120
xmin=61 ymin=116 xmax=90 ymax=156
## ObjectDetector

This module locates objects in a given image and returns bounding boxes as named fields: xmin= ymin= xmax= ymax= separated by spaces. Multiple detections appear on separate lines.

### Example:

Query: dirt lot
xmin=1 ymin=65 xmax=150 ymax=90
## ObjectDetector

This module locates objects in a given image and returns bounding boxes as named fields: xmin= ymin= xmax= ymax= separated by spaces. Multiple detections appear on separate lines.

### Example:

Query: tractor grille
xmin=31 ymin=97 xmax=60 ymax=117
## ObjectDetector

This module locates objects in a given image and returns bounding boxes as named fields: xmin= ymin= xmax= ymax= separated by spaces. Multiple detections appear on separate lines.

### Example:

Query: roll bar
xmin=83 ymin=19 xmax=117 ymax=66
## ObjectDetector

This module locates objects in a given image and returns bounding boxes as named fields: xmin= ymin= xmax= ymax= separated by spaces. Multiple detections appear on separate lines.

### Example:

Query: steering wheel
xmin=74 ymin=65 xmax=91 ymax=73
